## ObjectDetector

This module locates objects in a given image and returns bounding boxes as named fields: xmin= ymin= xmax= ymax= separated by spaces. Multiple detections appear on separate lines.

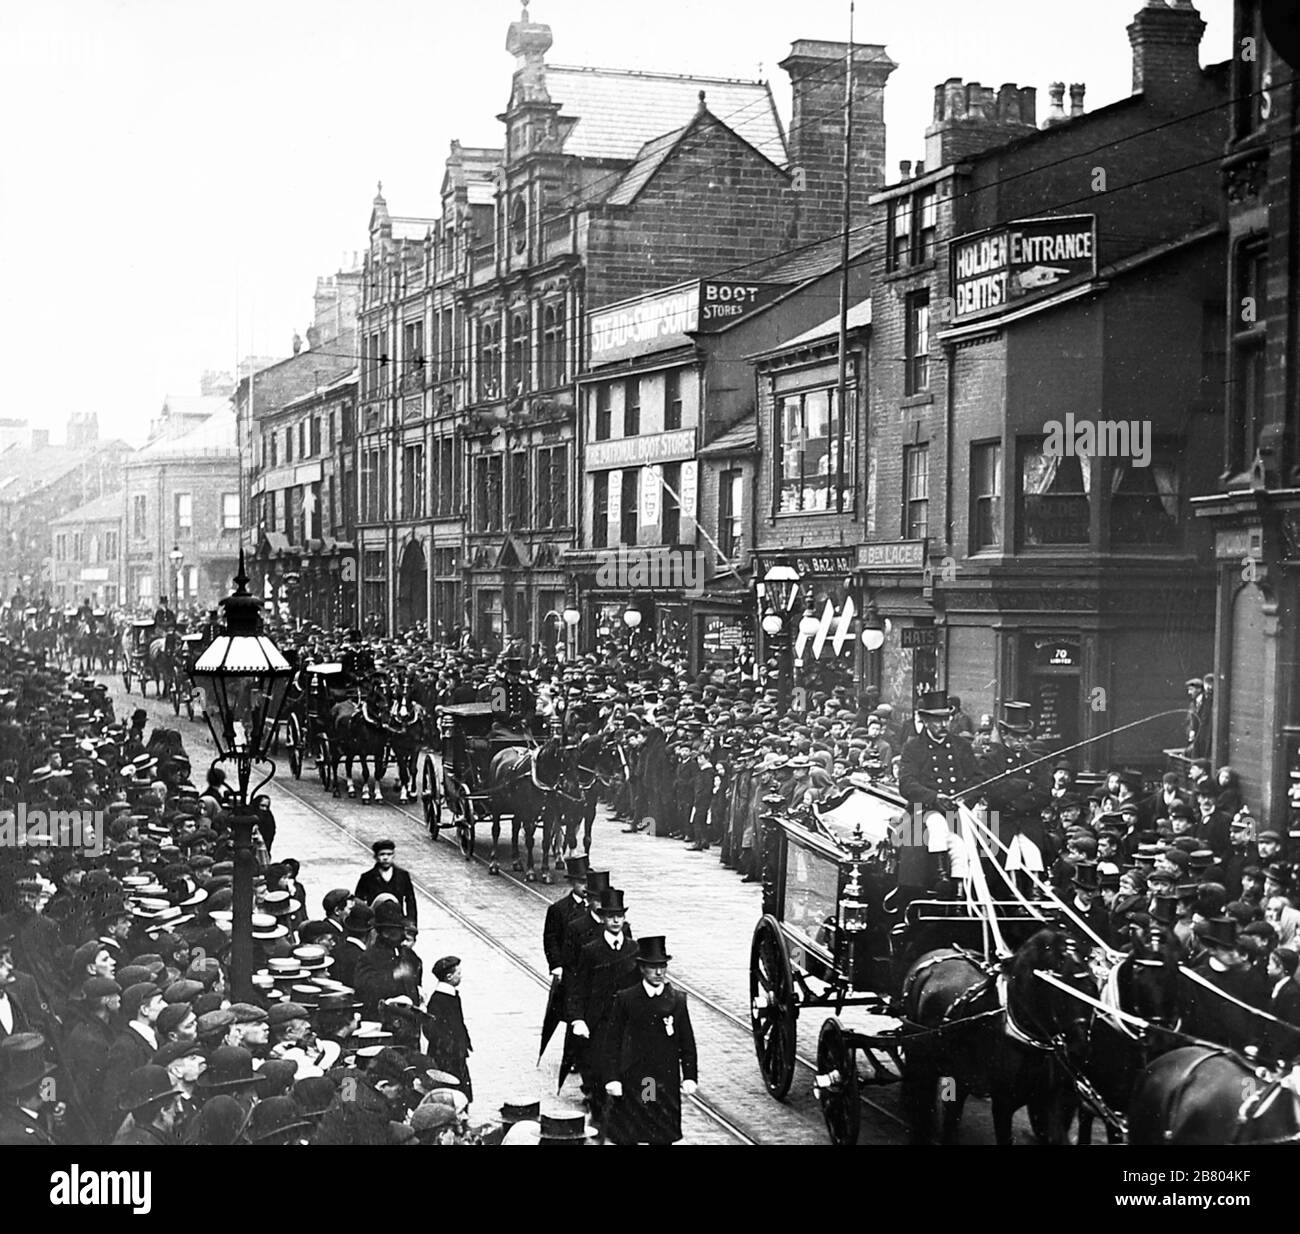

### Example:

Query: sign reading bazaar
xmin=951 ymin=215 xmax=1096 ymax=321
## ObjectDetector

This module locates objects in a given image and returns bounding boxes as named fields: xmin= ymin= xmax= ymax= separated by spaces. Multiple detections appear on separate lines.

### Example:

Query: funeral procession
xmin=7 ymin=0 xmax=1300 ymax=1170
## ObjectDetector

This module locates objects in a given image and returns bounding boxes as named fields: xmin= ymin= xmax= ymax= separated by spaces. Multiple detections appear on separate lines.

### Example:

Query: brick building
xmin=1192 ymin=0 xmax=1300 ymax=824
xmin=569 ymin=236 xmax=872 ymax=674
xmin=122 ymin=402 xmax=241 ymax=614
xmin=49 ymin=490 xmax=125 ymax=610
xmin=0 ymin=416 xmax=129 ymax=602
xmin=352 ymin=5 xmax=896 ymax=646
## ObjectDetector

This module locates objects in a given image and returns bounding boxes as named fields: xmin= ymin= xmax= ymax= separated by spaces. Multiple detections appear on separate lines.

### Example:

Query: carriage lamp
xmin=191 ymin=552 xmax=293 ymax=1004
xmin=839 ymin=824 xmax=872 ymax=934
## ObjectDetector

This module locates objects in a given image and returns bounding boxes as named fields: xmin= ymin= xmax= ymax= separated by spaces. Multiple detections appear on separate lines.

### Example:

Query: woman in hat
xmin=602 ymin=936 xmax=698 ymax=1145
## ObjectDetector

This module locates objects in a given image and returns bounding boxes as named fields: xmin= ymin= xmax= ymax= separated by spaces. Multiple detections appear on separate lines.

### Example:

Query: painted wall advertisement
xmin=951 ymin=215 xmax=1096 ymax=321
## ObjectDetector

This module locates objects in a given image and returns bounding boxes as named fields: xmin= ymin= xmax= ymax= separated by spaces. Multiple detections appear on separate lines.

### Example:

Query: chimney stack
xmin=781 ymin=39 xmax=897 ymax=235
xmin=1043 ymin=82 xmax=1067 ymax=127
xmin=899 ymin=159 xmax=912 ymax=180
xmin=1069 ymin=83 xmax=1086 ymax=117
xmin=925 ymin=79 xmax=1037 ymax=167
xmin=1128 ymin=0 xmax=1205 ymax=100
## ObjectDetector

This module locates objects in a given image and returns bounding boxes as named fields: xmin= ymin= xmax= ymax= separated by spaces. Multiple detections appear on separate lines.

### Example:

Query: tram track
xmin=121 ymin=686 xmax=909 ymax=1142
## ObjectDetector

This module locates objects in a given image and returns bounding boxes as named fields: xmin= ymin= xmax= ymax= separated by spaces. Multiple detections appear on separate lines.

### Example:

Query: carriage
xmin=750 ymin=779 xmax=1050 ymax=1144
xmin=169 ymin=632 xmax=206 ymax=718
xmin=429 ymin=702 xmax=539 ymax=860
xmin=121 ymin=620 xmax=156 ymax=696
xmin=281 ymin=663 xmax=345 ymax=785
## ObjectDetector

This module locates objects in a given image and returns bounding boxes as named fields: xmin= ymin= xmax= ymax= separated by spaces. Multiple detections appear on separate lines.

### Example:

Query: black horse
xmin=330 ymin=681 xmax=391 ymax=802
xmin=485 ymin=738 xmax=566 ymax=882
xmin=563 ymin=732 xmax=627 ymax=859
xmin=1128 ymin=1046 xmax=1300 ymax=1145
xmin=900 ymin=928 xmax=1091 ymax=1145
xmin=385 ymin=677 xmax=430 ymax=805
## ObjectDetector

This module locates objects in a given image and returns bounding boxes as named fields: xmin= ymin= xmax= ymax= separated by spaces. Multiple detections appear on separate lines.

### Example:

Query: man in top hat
xmin=1066 ymin=862 xmax=1110 ymax=956
xmin=602 ymin=936 xmax=698 ymax=1146
xmin=354 ymin=839 xmax=418 ymax=927
xmin=422 ymin=955 xmax=473 ymax=1102
xmin=353 ymin=898 xmax=421 ymax=1049
xmin=544 ymin=855 xmax=589 ymax=980
xmin=898 ymin=691 xmax=982 ymax=890
xmin=1186 ymin=916 xmax=1271 ymax=1052
xmin=977 ymin=700 xmax=1054 ymax=882
xmin=0 ymin=1032 xmax=62 ymax=1145
xmin=567 ymin=887 xmax=639 ymax=1126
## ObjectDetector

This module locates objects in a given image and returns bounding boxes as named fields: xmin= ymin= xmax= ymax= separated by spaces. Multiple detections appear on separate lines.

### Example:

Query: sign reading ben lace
xmin=952 ymin=215 xmax=1096 ymax=321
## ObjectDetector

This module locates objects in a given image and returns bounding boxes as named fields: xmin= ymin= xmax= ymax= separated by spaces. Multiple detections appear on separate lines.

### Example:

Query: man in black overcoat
xmin=544 ymin=856 xmax=589 ymax=978
xmin=602 ymin=936 xmax=698 ymax=1145
xmin=566 ymin=887 xmax=638 ymax=1126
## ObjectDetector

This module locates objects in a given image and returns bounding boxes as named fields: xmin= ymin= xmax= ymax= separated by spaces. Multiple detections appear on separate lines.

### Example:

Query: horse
xmin=899 ymin=928 xmax=1091 ymax=1145
xmin=1127 ymin=1046 xmax=1300 ymax=1145
xmin=484 ymin=738 xmax=567 ymax=882
xmin=563 ymin=732 xmax=628 ymax=858
xmin=385 ymin=677 xmax=430 ymax=804
xmin=330 ymin=680 xmax=392 ymax=802
xmin=145 ymin=630 xmax=182 ymax=698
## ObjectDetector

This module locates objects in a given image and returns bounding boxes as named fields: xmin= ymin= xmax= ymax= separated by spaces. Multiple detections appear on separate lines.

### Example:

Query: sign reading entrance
xmin=951 ymin=215 xmax=1096 ymax=321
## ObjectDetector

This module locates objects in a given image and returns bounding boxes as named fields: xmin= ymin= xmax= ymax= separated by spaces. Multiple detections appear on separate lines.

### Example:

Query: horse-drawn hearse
xmin=751 ymin=778 xmax=1072 ymax=1145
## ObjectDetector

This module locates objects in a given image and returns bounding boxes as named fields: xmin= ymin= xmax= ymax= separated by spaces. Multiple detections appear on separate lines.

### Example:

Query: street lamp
xmin=759 ymin=566 xmax=801 ymax=711
xmin=860 ymin=603 xmax=885 ymax=653
xmin=191 ymin=552 xmax=293 ymax=1002
xmin=169 ymin=545 xmax=184 ymax=606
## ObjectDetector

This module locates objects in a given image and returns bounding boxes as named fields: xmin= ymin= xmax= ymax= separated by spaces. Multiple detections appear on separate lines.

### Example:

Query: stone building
xmin=50 ymin=490 xmax=125 ymax=610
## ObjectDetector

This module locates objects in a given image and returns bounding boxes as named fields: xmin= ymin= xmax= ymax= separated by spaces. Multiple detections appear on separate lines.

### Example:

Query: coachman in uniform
xmin=898 ymin=691 xmax=982 ymax=888
xmin=602 ymin=936 xmax=698 ymax=1145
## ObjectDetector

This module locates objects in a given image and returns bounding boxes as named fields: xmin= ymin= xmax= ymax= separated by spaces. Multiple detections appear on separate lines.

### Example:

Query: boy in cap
xmin=423 ymin=956 xmax=473 ymax=1102
xmin=602 ymin=936 xmax=698 ymax=1145
xmin=354 ymin=839 xmax=418 ymax=926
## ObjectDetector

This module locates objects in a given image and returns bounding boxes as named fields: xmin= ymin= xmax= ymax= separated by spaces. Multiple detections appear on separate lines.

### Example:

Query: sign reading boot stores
xmin=951 ymin=215 xmax=1096 ymax=321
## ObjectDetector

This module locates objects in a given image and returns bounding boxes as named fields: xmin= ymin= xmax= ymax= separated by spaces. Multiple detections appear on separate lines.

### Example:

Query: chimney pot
xmin=1069 ymin=83 xmax=1086 ymax=116
xmin=899 ymin=159 xmax=912 ymax=180
xmin=914 ymin=161 xmax=925 ymax=176
xmin=1043 ymin=81 xmax=1067 ymax=127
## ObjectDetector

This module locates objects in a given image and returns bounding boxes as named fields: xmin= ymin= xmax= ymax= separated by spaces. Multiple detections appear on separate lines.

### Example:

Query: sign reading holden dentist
xmin=951 ymin=215 xmax=1096 ymax=321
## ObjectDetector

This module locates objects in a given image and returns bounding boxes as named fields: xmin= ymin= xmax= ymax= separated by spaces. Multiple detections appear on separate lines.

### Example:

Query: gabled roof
xmin=0 ymin=440 xmax=130 ymax=503
xmin=604 ymin=123 xmax=690 ymax=206
xmin=544 ymin=65 xmax=785 ymax=165
xmin=51 ymin=489 xmax=124 ymax=526
xmin=749 ymin=299 xmax=873 ymax=359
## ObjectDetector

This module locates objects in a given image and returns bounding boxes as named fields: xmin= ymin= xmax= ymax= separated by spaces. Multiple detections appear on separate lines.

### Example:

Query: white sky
xmin=0 ymin=0 xmax=1231 ymax=446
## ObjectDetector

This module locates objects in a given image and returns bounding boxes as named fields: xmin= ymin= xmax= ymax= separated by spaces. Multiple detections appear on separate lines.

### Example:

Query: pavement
xmin=114 ymin=681 xmax=1030 ymax=1145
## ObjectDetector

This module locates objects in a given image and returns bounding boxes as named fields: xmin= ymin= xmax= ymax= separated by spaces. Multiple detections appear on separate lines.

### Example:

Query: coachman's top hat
xmin=915 ymin=691 xmax=953 ymax=718
xmin=999 ymin=701 xmax=1034 ymax=734
xmin=635 ymin=936 xmax=671 ymax=965
xmin=1070 ymin=861 xmax=1099 ymax=893
xmin=1194 ymin=916 xmax=1239 ymax=952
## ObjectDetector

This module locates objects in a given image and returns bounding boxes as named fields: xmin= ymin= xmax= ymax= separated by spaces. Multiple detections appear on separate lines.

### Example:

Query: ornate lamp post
xmin=191 ymin=552 xmax=293 ymax=1002
xmin=169 ymin=545 xmax=185 ymax=607
xmin=759 ymin=565 xmax=800 ymax=710
xmin=562 ymin=595 xmax=580 ymax=663
xmin=623 ymin=596 xmax=643 ymax=663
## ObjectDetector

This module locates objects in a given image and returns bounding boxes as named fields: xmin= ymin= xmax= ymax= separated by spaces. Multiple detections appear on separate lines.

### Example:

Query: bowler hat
xmin=197 ymin=1045 xmax=266 ymax=1091
xmin=635 ymin=936 xmax=672 ymax=965
xmin=244 ymin=1095 xmax=313 ymax=1143
xmin=372 ymin=899 xmax=405 ymax=930
xmin=343 ymin=903 xmax=374 ymax=933
xmin=0 ymin=1033 xmax=57 ymax=1093
xmin=185 ymin=1094 xmax=251 ymax=1145
xmin=117 ymin=1064 xmax=177 ymax=1112
xmin=539 ymin=1107 xmax=596 ymax=1142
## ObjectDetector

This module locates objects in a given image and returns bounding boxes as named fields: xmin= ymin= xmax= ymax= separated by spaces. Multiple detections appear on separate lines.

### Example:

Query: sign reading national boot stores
xmin=587 ymin=279 xmax=794 ymax=365
xmin=951 ymin=214 xmax=1097 ymax=322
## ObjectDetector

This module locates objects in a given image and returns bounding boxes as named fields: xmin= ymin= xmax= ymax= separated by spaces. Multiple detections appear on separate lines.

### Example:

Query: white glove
xmin=605 ymin=1081 xmax=623 ymax=1097
xmin=550 ymin=967 xmax=563 ymax=979
xmin=384 ymin=995 xmax=413 ymax=1008
xmin=572 ymin=1020 xmax=589 ymax=1038
xmin=681 ymin=1080 xmax=697 ymax=1097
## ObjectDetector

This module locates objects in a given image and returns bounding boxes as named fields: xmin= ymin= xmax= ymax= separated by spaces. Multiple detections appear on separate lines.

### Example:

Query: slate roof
xmin=0 ymin=441 xmax=130 ymax=503
xmin=699 ymin=420 xmax=758 ymax=456
xmin=51 ymin=489 xmax=124 ymax=526
xmin=545 ymin=66 xmax=785 ymax=166
xmin=392 ymin=217 xmax=436 ymax=242
xmin=133 ymin=408 xmax=238 ymax=462
xmin=744 ymin=234 xmax=872 ymax=284
xmin=750 ymin=299 xmax=873 ymax=357
xmin=604 ymin=123 xmax=692 ymax=207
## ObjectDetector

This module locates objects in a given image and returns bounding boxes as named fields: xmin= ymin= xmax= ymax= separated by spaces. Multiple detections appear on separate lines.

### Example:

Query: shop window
xmin=970 ymin=441 xmax=1002 ymax=551
xmin=776 ymin=387 xmax=852 ymax=513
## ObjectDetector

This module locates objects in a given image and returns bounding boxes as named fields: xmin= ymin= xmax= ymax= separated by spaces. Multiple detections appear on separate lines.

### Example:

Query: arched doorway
xmin=396 ymin=541 xmax=428 ymax=633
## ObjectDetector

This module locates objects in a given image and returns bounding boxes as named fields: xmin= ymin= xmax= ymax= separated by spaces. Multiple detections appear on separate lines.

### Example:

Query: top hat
xmin=914 ymin=691 xmax=953 ymax=718
xmin=0 ymin=1032 xmax=58 ymax=1093
xmin=500 ymin=1096 xmax=541 ymax=1124
xmin=998 ymin=701 xmax=1034 ymax=733
xmin=564 ymin=855 xmax=589 ymax=882
xmin=1070 ymin=861 xmax=1100 ymax=892
xmin=597 ymin=888 xmax=627 ymax=915
xmin=635 ymin=936 xmax=671 ymax=966
xmin=585 ymin=870 xmax=610 ymax=898
xmin=1194 ymin=916 xmax=1239 ymax=952
xmin=538 ymin=1108 xmax=596 ymax=1143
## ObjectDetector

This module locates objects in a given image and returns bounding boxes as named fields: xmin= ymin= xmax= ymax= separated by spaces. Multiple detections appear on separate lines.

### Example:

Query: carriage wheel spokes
xmin=815 ymin=1016 xmax=861 ymax=1145
xmin=287 ymin=714 xmax=303 ymax=779
xmin=750 ymin=914 xmax=798 ymax=1100
xmin=421 ymin=756 xmax=440 ymax=839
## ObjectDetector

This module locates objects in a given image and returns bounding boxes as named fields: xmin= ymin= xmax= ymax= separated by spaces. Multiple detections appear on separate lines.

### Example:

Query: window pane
xmin=1019 ymin=441 xmax=1090 ymax=546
